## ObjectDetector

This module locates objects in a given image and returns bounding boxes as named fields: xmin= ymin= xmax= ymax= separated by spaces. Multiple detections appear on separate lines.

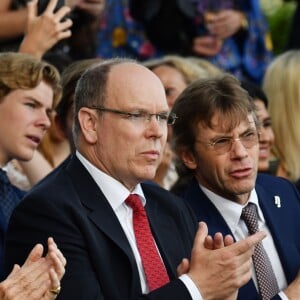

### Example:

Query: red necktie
xmin=125 ymin=194 xmax=169 ymax=291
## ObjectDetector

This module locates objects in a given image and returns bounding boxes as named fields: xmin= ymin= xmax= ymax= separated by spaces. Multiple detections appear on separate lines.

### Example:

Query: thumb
xmin=193 ymin=221 xmax=209 ymax=251
xmin=24 ymin=243 xmax=44 ymax=265
xmin=6 ymin=264 xmax=21 ymax=279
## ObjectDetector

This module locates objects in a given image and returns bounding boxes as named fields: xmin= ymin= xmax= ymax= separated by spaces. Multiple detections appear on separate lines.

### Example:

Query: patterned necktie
xmin=241 ymin=203 xmax=279 ymax=300
xmin=0 ymin=169 xmax=20 ymax=227
xmin=125 ymin=194 xmax=169 ymax=291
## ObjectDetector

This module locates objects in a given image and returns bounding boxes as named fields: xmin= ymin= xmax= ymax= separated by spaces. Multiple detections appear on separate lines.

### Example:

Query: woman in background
xmin=263 ymin=50 xmax=300 ymax=183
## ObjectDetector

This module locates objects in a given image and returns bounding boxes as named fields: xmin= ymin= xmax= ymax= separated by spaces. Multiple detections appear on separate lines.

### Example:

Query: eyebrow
xmin=210 ymin=126 xmax=257 ymax=140
xmin=25 ymin=96 xmax=53 ymax=111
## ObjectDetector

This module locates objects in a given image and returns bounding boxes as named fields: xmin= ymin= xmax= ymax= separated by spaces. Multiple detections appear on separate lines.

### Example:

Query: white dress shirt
xmin=76 ymin=151 xmax=202 ymax=299
xmin=200 ymin=184 xmax=288 ymax=300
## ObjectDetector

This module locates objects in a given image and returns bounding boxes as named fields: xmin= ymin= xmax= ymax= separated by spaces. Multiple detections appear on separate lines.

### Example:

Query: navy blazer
xmin=5 ymin=155 xmax=198 ymax=300
xmin=183 ymin=174 xmax=300 ymax=300
xmin=0 ymin=182 xmax=25 ymax=281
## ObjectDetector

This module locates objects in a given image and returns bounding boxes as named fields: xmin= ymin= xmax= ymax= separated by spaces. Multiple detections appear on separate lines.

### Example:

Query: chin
xmin=258 ymin=162 xmax=269 ymax=172
xmin=17 ymin=150 xmax=35 ymax=162
xmin=139 ymin=169 xmax=157 ymax=182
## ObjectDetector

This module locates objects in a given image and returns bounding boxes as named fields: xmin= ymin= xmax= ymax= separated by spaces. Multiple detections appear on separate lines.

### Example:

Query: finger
xmin=48 ymin=250 xmax=66 ymax=279
xmin=231 ymin=231 xmax=266 ymax=255
xmin=49 ymin=268 xmax=61 ymax=289
xmin=224 ymin=234 xmax=234 ymax=247
xmin=58 ymin=18 xmax=73 ymax=33
xmin=48 ymin=238 xmax=67 ymax=267
xmin=45 ymin=0 xmax=59 ymax=13
xmin=6 ymin=264 xmax=21 ymax=279
xmin=27 ymin=0 xmax=38 ymax=19
xmin=204 ymin=235 xmax=214 ymax=249
xmin=213 ymin=232 xmax=224 ymax=249
xmin=54 ymin=6 xmax=71 ymax=21
xmin=177 ymin=258 xmax=190 ymax=276
xmin=24 ymin=243 xmax=44 ymax=265
xmin=193 ymin=222 xmax=209 ymax=251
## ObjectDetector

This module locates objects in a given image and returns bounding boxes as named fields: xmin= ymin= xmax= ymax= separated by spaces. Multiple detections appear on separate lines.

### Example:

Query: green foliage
xmin=266 ymin=1 xmax=296 ymax=54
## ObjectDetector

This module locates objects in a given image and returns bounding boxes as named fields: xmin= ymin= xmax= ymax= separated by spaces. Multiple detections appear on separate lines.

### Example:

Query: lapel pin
xmin=274 ymin=196 xmax=281 ymax=208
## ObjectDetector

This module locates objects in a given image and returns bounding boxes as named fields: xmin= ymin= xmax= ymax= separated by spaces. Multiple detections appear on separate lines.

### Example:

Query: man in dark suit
xmin=171 ymin=74 xmax=300 ymax=299
xmin=5 ymin=58 xmax=264 ymax=299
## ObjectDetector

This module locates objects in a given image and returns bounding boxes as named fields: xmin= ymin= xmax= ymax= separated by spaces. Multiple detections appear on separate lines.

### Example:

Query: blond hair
xmin=144 ymin=55 xmax=211 ymax=84
xmin=263 ymin=50 xmax=300 ymax=181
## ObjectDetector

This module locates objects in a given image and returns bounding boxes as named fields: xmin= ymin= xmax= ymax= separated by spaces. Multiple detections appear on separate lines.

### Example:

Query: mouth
xmin=141 ymin=150 xmax=160 ymax=160
xmin=26 ymin=135 xmax=41 ymax=146
xmin=229 ymin=167 xmax=253 ymax=178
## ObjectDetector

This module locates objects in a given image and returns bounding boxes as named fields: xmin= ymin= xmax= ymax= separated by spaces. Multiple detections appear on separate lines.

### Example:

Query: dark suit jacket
xmin=5 ymin=155 xmax=198 ymax=300
xmin=183 ymin=174 xmax=300 ymax=300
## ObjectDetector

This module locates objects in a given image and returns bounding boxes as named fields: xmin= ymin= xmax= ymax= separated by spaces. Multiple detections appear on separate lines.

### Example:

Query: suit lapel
xmin=66 ymin=156 xmax=136 ymax=262
xmin=255 ymin=181 xmax=299 ymax=283
xmin=185 ymin=178 xmax=233 ymax=237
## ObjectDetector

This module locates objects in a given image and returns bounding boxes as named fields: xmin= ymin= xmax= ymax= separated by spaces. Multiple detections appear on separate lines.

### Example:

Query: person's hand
xmin=0 ymin=243 xmax=54 ymax=299
xmin=207 ymin=10 xmax=246 ymax=40
xmin=43 ymin=237 xmax=67 ymax=299
xmin=204 ymin=231 xmax=235 ymax=250
xmin=19 ymin=0 xmax=73 ymax=59
xmin=75 ymin=0 xmax=105 ymax=17
xmin=283 ymin=271 xmax=300 ymax=299
xmin=193 ymin=36 xmax=223 ymax=57
xmin=0 ymin=238 xmax=66 ymax=300
xmin=178 ymin=230 xmax=237 ymax=299
xmin=187 ymin=222 xmax=266 ymax=299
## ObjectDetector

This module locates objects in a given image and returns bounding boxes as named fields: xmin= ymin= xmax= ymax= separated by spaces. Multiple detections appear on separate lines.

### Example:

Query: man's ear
xmin=78 ymin=108 xmax=98 ymax=144
xmin=181 ymin=149 xmax=197 ymax=170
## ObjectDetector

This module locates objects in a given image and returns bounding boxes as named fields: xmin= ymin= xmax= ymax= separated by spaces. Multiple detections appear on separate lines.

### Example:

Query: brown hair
xmin=171 ymin=74 xmax=257 ymax=173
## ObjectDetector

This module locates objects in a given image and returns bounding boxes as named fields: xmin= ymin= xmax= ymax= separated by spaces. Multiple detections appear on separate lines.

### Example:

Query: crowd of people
xmin=0 ymin=0 xmax=300 ymax=299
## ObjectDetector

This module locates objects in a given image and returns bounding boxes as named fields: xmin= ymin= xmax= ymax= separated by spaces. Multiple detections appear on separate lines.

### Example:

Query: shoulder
xmin=141 ymin=181 xmax=196 ymax=215
xmin=256 ymin=173 xmax=297 ymax=190
xmin=256 ymin=173 xmax=300 ymax=205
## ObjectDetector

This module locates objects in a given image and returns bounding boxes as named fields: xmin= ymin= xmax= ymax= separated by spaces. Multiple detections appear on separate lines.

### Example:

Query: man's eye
xmin=215 ymin=138 xmax=230 ymax=145
xmin=25 ymin=102 xmax=37 ymax=108
xmin=244 ymin=131 xmax=256 ymax=138
xmin=158 ymin=114 xmax=168 ymax=121
xmin=128 ymin=112 xmax=144 ymax=119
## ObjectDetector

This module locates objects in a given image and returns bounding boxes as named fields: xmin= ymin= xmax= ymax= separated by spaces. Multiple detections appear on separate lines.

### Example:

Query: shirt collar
xmin=199 ymin=184 xmax=265 ymax=235
xmin=76 ymin=151 xmax=146 ymax=211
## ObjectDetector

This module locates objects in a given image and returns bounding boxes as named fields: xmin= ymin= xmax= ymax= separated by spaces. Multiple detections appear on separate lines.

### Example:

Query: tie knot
xmin=241 ymin=202 xmax=259 ymax=234
xmin=125 ymin=194 xmax=144 ymax=212
xmin=0 ymin=169 xmax=10 ymax=184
